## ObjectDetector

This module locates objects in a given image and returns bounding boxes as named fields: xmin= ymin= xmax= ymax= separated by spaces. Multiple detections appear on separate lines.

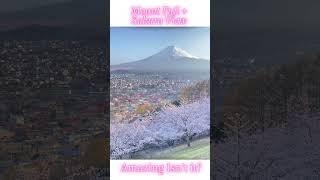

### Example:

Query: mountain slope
xmin=112 ymin=46 xmax=210 ymax=73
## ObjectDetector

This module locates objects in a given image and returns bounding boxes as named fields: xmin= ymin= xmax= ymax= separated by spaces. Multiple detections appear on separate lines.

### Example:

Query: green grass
xmin=150 ymin=137 xmax=210 ymax=160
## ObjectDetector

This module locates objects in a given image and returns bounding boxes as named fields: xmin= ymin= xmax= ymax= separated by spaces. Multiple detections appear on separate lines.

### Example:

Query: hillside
xmin=221 ymin=56 xmax=320 ymax=135
xmin=0 ymin=0 xmax=106 ymax=28
xmin=213 ymin=55 xmax=320 ymax=179
xmin=110 ymin=98 xmax=210 ymax=159
xmin=0 ymin=0 xmax=107 ymax=40
xmin=212 ymin=113 xmax=320 ymax=179
xmin=133 ymin=137 xmax=210 ymax=159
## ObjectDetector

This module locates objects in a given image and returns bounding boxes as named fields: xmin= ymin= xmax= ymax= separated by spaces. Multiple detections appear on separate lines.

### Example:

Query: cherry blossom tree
xmin=110 ymin=98 xmax=210 ymax=159
xmin=157 ymin=98 xmax=210 ymax=147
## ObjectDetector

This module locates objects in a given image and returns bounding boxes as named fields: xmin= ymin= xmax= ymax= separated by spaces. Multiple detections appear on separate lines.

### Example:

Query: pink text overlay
xmin=131 ymin=6 xmax=188 ymax=26
xmin=120 ymin=161 xmax=202 ymax=175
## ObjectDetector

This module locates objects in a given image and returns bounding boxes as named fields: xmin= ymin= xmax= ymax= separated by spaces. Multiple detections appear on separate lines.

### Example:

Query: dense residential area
xmin=0 ymin=40 xmax=108 ymax=179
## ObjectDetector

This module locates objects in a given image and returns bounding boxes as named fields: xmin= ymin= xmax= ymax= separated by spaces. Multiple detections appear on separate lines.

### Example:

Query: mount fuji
xmin=111 ymin=46 xmax=210 ymax=73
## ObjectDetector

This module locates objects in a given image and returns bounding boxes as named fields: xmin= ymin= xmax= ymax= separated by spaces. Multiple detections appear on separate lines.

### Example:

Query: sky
xmin=110 ymin=28 xmax=210 ymax=65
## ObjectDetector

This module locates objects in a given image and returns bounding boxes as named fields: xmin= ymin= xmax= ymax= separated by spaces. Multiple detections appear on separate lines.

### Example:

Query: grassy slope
xmin=150 ymin=137 xmax=210 ymax=160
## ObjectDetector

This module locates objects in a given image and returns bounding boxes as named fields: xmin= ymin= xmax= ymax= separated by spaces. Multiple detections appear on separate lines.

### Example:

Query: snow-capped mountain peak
xmin=112 ymin=45 xmax=209 ymax=72
xmin=152 ymin=45 xmax=200 ymax=59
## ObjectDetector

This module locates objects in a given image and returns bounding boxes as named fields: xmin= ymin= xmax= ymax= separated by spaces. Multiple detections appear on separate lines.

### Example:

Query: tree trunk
xmin=187 ymin=135 xmax=191 ymax=147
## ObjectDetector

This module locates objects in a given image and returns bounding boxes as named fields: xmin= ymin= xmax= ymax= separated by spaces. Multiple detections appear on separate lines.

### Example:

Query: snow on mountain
xmin=111 ymin=46 xmax=210 ymax=72
xmin=152 ymin=45 xmax=200 ymax=59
